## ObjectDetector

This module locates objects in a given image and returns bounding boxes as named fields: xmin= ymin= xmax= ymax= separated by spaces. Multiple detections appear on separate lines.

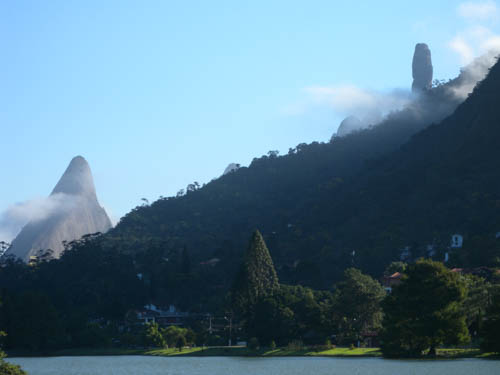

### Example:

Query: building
xmin=136 ymin=304 xmax=189 ymax=326
xmin=382 ymin=272 xmax=403 ymax=293
xmin=450 ymin=234 xmax=463 ymax=249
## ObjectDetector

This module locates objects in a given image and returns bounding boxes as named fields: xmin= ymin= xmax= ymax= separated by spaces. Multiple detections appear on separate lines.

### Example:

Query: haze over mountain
xmin=5 ymin=156 xmax=112 ymax=261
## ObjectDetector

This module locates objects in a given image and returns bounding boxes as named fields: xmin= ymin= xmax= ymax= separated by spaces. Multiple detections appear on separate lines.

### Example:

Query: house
xmin=200 ymin=258 xmax=220 ymax=267
xmin=136 ymin=304 xmax=190 ymax=326
xmin=382 ymin=272 xmax=403 ymax=293
xmin=450 ymin=234 xmax=463 ymax=249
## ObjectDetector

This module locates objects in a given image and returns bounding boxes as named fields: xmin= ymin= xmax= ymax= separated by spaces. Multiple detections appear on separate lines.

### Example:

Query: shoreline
xmin=7 ymin=346 xmax=498 ymax=360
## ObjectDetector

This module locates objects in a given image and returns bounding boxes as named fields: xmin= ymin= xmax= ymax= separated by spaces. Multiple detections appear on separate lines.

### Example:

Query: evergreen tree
xmin=380 ymin=259 xmax=469 ymax=357
xmin=231 ymin=230 xmax=279 ymax=316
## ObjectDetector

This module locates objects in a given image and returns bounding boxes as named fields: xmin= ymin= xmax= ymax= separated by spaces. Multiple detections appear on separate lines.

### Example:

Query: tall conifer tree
xmin=231 ymin=230 xmax=279 ymax=315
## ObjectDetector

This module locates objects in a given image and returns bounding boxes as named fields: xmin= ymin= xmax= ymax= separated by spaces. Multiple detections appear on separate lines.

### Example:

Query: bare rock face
xmin=223 ymin=163 xmax=240 ymax=175
xmin=334 ymin=115 xmax=364 ymax=138
xmin=5 ymin=156 xmax=112 ymax=261
xmin=412 ymin=43 xmax=433 ymax=92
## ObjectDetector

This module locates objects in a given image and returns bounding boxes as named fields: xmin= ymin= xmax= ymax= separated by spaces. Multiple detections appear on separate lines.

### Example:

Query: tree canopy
xmin=381 ymin=259 xmax=469 ymax=357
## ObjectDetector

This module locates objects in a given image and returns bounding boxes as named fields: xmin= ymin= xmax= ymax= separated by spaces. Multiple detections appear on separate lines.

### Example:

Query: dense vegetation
xmin=0 ymin=230 xmax=499 ymax=358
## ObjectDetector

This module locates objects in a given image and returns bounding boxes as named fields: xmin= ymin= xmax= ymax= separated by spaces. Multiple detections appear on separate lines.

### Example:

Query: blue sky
xmin=1 ymin=0 xmax=499 ymax=234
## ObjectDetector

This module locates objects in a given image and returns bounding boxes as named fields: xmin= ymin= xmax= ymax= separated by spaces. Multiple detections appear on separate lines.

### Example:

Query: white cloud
xmin=449 ymin=35 xmax=475 ymax=64
xmin=0 ymin=193 xmax=78 ymax=242
xmin=449 ymin=25 xmax=500 ymax=64
xmin=448 ymin=49 xmax=499 ymax=98
xmin=303 ymin=85 xmax=410 ymax=124
xmin=457 ymin=1 xmax=499 ymax=21
xmin=446 ymin=2 xmax=500 ymax=97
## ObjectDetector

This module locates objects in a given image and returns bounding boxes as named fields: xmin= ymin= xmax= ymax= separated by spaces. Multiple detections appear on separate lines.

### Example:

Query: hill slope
xmin=110 ymin=57 xmax=500 ymax=288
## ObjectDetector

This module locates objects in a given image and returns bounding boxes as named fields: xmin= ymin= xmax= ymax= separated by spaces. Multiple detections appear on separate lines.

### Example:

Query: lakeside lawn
xmin=145 ymin=346 xmax=381 ymax=357
xmin=37 ymin=346 xmax=492 ymax=359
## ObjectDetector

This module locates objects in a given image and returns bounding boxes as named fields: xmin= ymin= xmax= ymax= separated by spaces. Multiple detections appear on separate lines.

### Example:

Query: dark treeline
xmin=1 ymin=230 xmax=499 ymax=358
xmin=230 ymin=231 xmax=500 ymax=356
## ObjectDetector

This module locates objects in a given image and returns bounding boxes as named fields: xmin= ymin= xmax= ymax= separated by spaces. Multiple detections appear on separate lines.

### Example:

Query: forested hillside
xmin=109 ymin=57 xmax=500 ymax=290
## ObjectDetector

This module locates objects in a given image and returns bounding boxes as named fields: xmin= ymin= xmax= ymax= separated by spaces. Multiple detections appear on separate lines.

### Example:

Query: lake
xmin=6 ymin=356 xmax=500 ymax=375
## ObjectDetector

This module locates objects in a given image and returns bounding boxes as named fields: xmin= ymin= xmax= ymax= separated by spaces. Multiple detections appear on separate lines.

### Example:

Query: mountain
xmin=108 ymin=53 xmax=499 ymax=292
xmin=5 ymin=156 xmax=112 ymax=261
xmin=335 ymin=116 xmax=365 ymax=138
xmin=223 ymin=163 xmax=241 ymax=175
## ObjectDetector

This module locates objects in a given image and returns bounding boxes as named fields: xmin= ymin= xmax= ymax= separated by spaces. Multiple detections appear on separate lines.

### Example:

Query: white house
xmin=450 ymin=234 xmax=463 ymax=249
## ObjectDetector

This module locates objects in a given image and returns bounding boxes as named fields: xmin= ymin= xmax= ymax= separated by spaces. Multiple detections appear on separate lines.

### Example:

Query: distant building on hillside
xmin=199 ymin=258 xmax=220 ymax=267
xmin=382 ymin=272 xmax=403 ymax=293
xmin=450 ymin=234 xmax=463 ymax=248
xmin=136 ymin=304 xmax=189 ymax=326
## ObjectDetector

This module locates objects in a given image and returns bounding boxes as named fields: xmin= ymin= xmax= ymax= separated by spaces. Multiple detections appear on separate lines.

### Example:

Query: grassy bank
xmin=10 ymin=346 xmax=495 ymax=359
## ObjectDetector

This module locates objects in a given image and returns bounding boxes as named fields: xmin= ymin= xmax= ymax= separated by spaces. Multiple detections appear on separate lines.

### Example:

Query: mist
xmin=0 ymin=193 xmax=79 ymax=242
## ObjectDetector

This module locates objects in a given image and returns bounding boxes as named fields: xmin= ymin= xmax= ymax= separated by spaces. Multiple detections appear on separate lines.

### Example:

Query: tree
xmin=333 ymin=268 xmax=385 ymax=344
xmin=0 ymin=351 xmax=27 ymax=375
xmin=461 ymin=275 xmax=492 ymax=337
xmin=380 ymin=259 xmax=469 ymax=358
xmin=144 ymin=322 xmax=166 ymax=348
xmin=176 ymin=335 xmax=187 ymax=352
xmin=481 ymin=292 xmax=500 ymax=354
xmin=163 ymin=326 xmax=193 ymax=348
xmin=231 ymin=230 xmax=279 ymax=316
xmin=1 ymin=291 xmax=64 ymax=351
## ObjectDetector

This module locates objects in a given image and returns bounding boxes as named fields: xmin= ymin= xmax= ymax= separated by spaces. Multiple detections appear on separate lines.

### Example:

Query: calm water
xmin=6 ymin=356 xmax=500 ymax=375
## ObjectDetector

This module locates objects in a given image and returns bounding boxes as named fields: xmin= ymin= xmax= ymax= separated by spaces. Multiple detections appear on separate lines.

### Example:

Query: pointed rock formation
xmin=223 ymin=163 xmax=240 ymax=175
xmin=412 ymin=43 xmax=433 ymax=92
xmin=335 ymin=115 xmax=365 ymax=138
xmin=5 ymin=156 xmax=112 ymax=261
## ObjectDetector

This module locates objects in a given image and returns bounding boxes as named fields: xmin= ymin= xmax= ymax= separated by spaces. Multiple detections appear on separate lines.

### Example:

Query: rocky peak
xmin=51 ymin=156 xmax=97 ymax=198
xmin=5 ymin=156 xmax=112 ymax=261
xmin=412 ymin=43 xmax=433 ymax=92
